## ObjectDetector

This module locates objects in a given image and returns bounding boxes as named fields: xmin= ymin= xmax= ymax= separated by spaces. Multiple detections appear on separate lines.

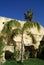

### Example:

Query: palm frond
xmin=1 ymin=20 xmax=21 ymax=34
xmin=11 ymin=28 xmax=21 ymax=37
xmin=36 ymin=22 xmax=41 ymax=31
xmin=1 ymin=20 xmax=21 ymax=45
xmin=23 ymin=21 xmax=41 ymax=31
xmin=23 ymin=21 xmax=33 ymax=30
xmin=7 ymin=20 xmax=21 ymax=28
xmin=1 ymin=22 xmax=12 ymax=35
xmin=7 ymin=28 xmax=21 ymax=45
xmin=27 ymin=32 xmax=37 ymax=44
xmin=33 ymin=21 xmax=41 ymax=31
xmin=24 ymin=9 xmax=33 ymax=21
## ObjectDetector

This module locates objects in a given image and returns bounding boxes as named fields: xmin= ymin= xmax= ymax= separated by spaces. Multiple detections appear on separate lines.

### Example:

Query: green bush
xmin=37 ymin=45 xmax=44 ymax=59
xmin=0 ymin=36 xmax=5 ymax=58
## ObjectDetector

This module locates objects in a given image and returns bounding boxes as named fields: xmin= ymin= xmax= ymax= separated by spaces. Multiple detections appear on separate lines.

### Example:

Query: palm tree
xmin=21 ymin=21 xmax=41 ymax=59
xmin=1 ymin=20 xmax=21 ymax=61
xmin=24 ymin=9 xmax=33 ymax=21
xmin=20 ymin=10 xmax=41 ymax=61
xmin=20 ymin=9 xmax=41 ymax=62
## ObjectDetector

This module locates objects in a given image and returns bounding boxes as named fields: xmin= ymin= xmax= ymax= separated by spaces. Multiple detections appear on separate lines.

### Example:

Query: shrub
xmin=37 ymin=45 xmax=44 ymax=59
xmin=0 ymin=36 xmax=5 ymax=58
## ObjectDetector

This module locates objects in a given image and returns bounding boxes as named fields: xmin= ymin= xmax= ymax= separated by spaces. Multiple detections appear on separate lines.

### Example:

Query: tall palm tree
xmin=20 ymin=10 xmax=41 ymax=62
xmin=20 ymin=21 xmax=41 ymax=60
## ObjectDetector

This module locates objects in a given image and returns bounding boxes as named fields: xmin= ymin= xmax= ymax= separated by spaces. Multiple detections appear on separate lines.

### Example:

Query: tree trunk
xmin=21 ymin=31 xmax=24 ymax=63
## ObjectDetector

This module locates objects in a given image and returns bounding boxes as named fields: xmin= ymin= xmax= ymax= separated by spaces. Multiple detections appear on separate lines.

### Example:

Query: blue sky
xmin=0 ymin=0 xmax=44 ymax=27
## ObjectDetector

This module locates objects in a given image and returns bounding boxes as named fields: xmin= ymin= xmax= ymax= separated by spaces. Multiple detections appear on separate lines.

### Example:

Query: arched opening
xmin=5 ymin=50 xmax=14 ymax=60
xmin=24 ymin=45 xmax=37 ymax=58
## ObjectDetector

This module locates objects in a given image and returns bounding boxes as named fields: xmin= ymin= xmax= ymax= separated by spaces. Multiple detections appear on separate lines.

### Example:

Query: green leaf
xmin=27 ymin=32 xmax=37 ymax=44
xmin=23 ymin=21 xmax=41 ymax=32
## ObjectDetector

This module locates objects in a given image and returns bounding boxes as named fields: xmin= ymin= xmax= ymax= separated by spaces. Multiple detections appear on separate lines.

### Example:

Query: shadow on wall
xmin=37 ymin=36 xmax=44 ymax=60
xmin=24 ymin=45 xmax=38 ymax=58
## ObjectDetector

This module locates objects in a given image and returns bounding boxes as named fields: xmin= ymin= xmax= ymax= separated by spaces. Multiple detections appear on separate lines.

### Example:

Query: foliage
xmin=6 ymin=28 xmax=21 ymax=45
xmin=11 ymin=28 xmax=21 ymax=37
xmin=1 ymin=20 xmax=21 ymax=45
xmin=27 ymin=32 xmax=37 ymax=44
xmin=8 ymin=20 xmax=21 ymax=28
xmin=0 ymin=36 xmax=5 ymax=58
xmin=34 ymin=22 xmax=41 ymax=31
xmin=24 ymin=9 xmax=41 ymax=31
xmin=23 ymin=21 xmax=41 ymax=31
xmin=24 ymin=9 xmax=33 ymax=21
xmin=37 ymin=42 xmax=44 ymax=59
xmin=38 ymin=36 xmax=44 ymax=57
xmin=2 ymin=20 xmax=21 ymax=35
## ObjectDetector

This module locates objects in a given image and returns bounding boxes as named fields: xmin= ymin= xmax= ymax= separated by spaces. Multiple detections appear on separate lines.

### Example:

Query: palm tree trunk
xmin=21 ymin=31 xmax=24 ymax=63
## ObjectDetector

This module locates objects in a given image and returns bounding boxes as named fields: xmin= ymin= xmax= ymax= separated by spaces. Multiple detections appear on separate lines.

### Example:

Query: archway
xmin=5 ymin=50 xmax=14 ymax=60
xmin=24 ymin=45 xmax=37 ymax=58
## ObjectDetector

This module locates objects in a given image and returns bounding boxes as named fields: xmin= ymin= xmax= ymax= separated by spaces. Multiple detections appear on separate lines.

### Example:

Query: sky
xmin=0 ymin=0 xmax=44 ymax=27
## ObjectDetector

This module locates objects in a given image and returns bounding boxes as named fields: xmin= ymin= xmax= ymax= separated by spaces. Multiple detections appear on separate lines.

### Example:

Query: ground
xmin=2 ymin=58 xmax=44 ymax=65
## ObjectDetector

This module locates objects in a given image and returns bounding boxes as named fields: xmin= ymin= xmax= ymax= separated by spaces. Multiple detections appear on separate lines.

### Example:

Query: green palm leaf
xmin=7 ymin=20 xmax=21 ymax=28
xmin=2 ymin=20 xmax=21 ymax=34
xmin=23 ymin=21 xmax=41 ymax=31
xmin=24 ymin=9 xmax=33 ymax=21
xmin=1 ymin=20 xmax=21 ymax=45
xmin=11 ymin=28 xmax=21 ymax=38
xmin=27 ymin=32 xmax=37 ymax=44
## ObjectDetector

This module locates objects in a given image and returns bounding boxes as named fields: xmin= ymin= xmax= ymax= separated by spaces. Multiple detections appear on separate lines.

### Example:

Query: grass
xmin=2 ymin=58 xmax=44 ymax=65
xmin=24 ymin=58 xmax=44 ymax=65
